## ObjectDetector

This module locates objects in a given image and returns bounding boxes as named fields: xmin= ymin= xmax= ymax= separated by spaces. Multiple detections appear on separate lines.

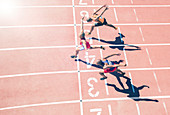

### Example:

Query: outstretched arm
xmin=80 ymin=17 xmax=85 ymax=33
xmin=93 ymin=4 xmax=107 ymax=15
xmin=97 ymin=6 xmax=108 ymax=18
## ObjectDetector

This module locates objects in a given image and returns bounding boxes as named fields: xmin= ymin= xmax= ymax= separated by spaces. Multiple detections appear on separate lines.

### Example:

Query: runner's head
xmin=79 ymin=32 xmax=85 ymax=38
xmin=96 ymin=60 xmax=104 ymax=67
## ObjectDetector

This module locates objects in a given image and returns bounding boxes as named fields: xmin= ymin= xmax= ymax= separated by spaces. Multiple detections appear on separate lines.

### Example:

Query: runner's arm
xmin=96 ymin=6 xmax=108 ymax=19
xmin=93 ymin=4 xmax=107 ymax=15
xmin=82 ymin=40 xmax=87 ymax=50
xmin=80 ymin=17 xmax=85 ymax=33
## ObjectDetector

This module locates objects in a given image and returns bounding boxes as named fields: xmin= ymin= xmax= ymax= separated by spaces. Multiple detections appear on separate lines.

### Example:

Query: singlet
xmin=102 ymin=60 xmax=113 ymax=65
xmin=80 ymin=37 xmax=91 ymax=48
xmin=92 ymin=15 xmax=105 ymax=23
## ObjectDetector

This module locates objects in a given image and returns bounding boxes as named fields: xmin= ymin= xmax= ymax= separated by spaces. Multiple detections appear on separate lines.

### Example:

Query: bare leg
xmin=71 ymin=48 xmax=80 ymax=58
xmin=99 ymin=70 xmax=107 ymax=80
xmin=88 ymin=25 xmax=95 ymax=35
xmin=106 ymin=23 xmax=117 ymax=30
xmin=115 ymin=69 xmax=125 ymax=75
xmin=75 ymin=49 xmax=80 ymax=56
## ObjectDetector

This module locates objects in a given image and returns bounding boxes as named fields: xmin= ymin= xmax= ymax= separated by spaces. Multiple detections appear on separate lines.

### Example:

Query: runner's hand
xmin=105 ymin=6 xmax=109 ymax=10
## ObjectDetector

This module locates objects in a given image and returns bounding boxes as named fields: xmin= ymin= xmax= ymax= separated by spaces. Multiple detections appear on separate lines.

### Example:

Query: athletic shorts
xmin=95 ymin=18 xmax=107 ymax=26
xmin=79 ymin=42 xmax=91 ymax=51
xmin=104 ymin=67 xmax=117 ymax=73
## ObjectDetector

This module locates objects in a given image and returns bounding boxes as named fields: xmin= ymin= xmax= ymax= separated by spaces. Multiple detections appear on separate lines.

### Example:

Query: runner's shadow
xmin=92 ymin=33 xmax=141 ymax=51
xmin=75 ymin=59 xmax=128 ymax=89
xmin=107 ymin=78 xmax=159 ymax=102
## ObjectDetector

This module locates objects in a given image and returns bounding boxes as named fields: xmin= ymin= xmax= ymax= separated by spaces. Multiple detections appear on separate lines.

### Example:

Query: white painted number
xmin=87 ymin=78 xmax=99 ymax=97
xmin=80 ymin=10 xmax=89 ymax=19
xmin=90 ymin=108 xmax=102 ymax=115
xmin=90 ymin=105 xmax=112 ymax=115
xmin=85 ymin=52 xmax=95 ymax=69
xmin=79 ymin=0 xmax=87 ymax=5
xmin=79 ymin=0 xmax=94 ymax=5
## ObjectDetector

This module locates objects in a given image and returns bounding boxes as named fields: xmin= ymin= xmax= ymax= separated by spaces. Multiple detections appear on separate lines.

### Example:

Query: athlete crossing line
xmin=86 ymin=4 xmax=118 ymax=35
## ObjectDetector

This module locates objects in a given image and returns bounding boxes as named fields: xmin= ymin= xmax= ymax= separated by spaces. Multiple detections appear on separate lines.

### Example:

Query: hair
xmin=79 ymin=33 xmax=85 ymax=38
xmin=87 ymin=18 xmax=93 ymax=22
xmin=96 ymin=60 xmax=104 ymax=67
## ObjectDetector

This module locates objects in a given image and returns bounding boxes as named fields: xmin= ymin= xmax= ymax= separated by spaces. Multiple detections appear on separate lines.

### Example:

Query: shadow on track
xmin=107 ymin=78 xmax=159 ymax=102
xmin=91 ymin=33 xmax=141 ymax=51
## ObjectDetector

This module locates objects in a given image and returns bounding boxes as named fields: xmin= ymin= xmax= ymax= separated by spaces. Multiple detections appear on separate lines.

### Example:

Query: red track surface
xmin=0 ymin=0 xmax=170 ymax=115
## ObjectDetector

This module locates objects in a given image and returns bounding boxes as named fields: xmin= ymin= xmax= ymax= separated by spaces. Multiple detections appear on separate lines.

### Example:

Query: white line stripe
xmin=123 ymin=48 xmax=129 ymax=66
xmin=1 ymin=95 xmax=170 ymax=111
xmin=108 ymin=104 xmax=112 ymax=115
xmin=145 ymin=48 xmax=152 ymax=65
xmin=95 ymin=13 xmax=109 ymax=95
xmin=75 ymin=5 xmax=170 ymax=8
xmin=133 ymin=8 xmax=139 ymax=22
xmin=0 ymin=45 xmax=75 ymax=51
xmin=113 ymin=8 xmax=118 ymax=22
xmin=83 ymin=95 xmax=170 ymax=102
xmin=105 ymin=79 xmax=109 ymax=95
xmin=139 ymin=27 xmax=145 ymax=41
xmin=128 ymin=72 xmax=135 ymax=93
xmin=0 ymin=43 xmax=170 ymax=51
xmin=0 ymin=67 xmax=170 ymax=79
xmin=5 ymin=5 xmax=170 ymax=8
xmin=92 ymin=0 xmax=94 ymax=4
xmin=136 ymin=103 xmax=140 ymax=115
xmin=0 ymin=100 xmax=80 ymax=111
xmin=72 ymin=0 xmax=83 ymax=115
xmin=118 ymin=27 xmax=129 ymax=66
xmin=163 ymin=102 xmax=168 ymax=115
xmin=1 ymin=23 xmax=170 ymax=28
xmin=153 ymin=71 xmax=161 ymax=92
xmin=111 ymin=0 xmax=114 ymax=4
xmin=0 ymin=24 xmax=74 ymax=28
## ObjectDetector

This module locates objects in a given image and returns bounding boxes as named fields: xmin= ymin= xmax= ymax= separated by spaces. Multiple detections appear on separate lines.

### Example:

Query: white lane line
xmin=163 ymin=102 xmax=168 ymax=115
xmin=1 ymin=95 xmax=170 ymax=111
xmin=111 ymin=0 xmax=114 ymax=4
xmin=1 ymin=23 xmax=170 ymax=28
xmin=105 ymin=79 xmax=109 ymax=95
xmin=0 ymin=100 xmax=80 ymax=111
xmin=145 ymin=48 xmax=152 ymax=65
xmin=72 ymin=0 xmax=83 ymax=115
xmin=117 ymin=27 xmax=129 ymax=66
xmin=139 ymin=27 xmax=145 ymax=41
xmin=108 ymin=104 xmax=112 ymax=115
xmin=92 ymin=0 xmax=94 ymax=4
xmin=136 ymin=103 xmax=140 ymax=115
xmin=153 ymin=71 xmax=161 ymax=92
xmin=83 ymin=95 xmax=170 ymax=102
xmin=113 ymin=8 xmax=118 ymax=22
xmin=128 ymin=72 xmax=135 ymax=93
xmin=0 ymin=24 xmax=74 ymax=28
xmin=0 ymin=43 xmax=170 ymax=51
xmin=1 ymin=67 xmax=170 ymax=79
xmin=75 ymin=5 xmax=170 ymax=8
xmin=0 ymin=45 xmax=75 ymax=51
xmin=95 ymin=16 xmax=109 ymax=95
xmin=6 ymin=5 xmax=170 ymax=8
xmin=133 ymin=8 xmax=138 ymax=22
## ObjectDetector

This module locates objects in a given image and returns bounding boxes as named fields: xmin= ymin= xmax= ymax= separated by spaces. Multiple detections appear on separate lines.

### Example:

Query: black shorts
xmin=94 ymin=18 xmax=107 ymax=26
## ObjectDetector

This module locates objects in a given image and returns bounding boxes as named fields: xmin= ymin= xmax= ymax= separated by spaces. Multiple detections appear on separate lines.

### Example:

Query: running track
xmin=0 ymin=0 xmax=170 ymax=115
